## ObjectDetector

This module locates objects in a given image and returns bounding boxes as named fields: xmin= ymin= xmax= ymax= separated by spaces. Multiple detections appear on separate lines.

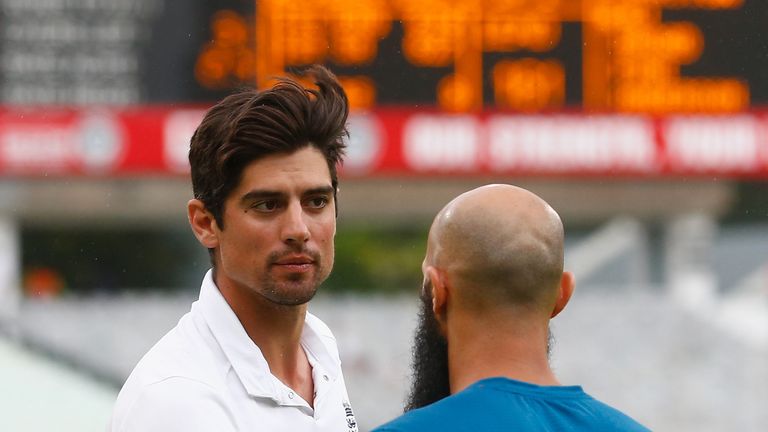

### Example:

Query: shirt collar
xmin=195 ymin=269 xmax=342 ymax=401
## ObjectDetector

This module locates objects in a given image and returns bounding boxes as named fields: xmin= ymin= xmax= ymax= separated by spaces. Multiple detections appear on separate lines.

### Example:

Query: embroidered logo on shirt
xmin=343 ymin=401 xmax=358 ymax=432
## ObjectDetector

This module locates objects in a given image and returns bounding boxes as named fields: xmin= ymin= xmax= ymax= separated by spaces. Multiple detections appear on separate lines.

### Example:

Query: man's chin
xmin=260 ymin=277 xmax=320 ymax=306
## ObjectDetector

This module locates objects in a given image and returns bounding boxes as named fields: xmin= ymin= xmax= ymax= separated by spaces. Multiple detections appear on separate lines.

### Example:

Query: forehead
xmin=235 ymin=146 xmax=332 ymax=193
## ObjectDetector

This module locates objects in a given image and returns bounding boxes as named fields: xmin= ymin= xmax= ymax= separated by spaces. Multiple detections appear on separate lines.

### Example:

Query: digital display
xmin=0 ymin=0 xmax=164 ymax=105
xmin=196 ymin=0 xmax=763 ymax=113
xmin=0 ymin=0 xmax=765 ymax=113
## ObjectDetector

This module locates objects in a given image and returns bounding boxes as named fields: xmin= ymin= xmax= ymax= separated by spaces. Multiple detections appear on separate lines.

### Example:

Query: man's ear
xmin=187 ymin=199 xmax=220 ymax=249
xmin=551 ymin=271 xmax=575 ymax=318
xmin=426 ymin=266 xmax=449 ymax=330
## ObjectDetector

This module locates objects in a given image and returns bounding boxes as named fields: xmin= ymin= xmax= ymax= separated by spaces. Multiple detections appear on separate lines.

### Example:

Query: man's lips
xmin=271 ymin=255 xmax=316 ymax=272
xmin=273 ymin=255 xmax=314 ymax=265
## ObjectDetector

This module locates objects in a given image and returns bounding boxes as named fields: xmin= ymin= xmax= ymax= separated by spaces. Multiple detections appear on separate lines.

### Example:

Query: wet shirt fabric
xmin=373 ymin=377 xmax=649 ymax=432
xmin=109 ymin=270 xmax=358 ymax=432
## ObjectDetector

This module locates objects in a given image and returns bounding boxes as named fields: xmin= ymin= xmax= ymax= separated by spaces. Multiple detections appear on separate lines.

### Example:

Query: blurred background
xmin=0 ymin=0 xmax=766 ymax=430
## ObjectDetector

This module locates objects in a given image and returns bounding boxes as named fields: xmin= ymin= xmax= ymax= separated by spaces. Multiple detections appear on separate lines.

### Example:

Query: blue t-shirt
xmin=373 ymin=377 xmax=650 ymax=432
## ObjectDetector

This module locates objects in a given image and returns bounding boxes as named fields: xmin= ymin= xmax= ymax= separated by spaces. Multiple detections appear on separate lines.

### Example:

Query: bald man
xmin=374 ymin=184 xmax=649 ymax=432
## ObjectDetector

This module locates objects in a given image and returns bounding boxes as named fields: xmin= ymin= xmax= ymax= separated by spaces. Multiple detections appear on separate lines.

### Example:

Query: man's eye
xmin=306 ymin=197 xmax=329 ymax=209
xmin=252 ymin=200 xmax=279 ymax=211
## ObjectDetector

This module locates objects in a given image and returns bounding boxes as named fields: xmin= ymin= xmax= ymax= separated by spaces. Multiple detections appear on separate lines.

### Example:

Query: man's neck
xmin=447 ymin=313 xmax=559 ymax=394
xmin=216 ymin=275 xmax=314 ymax=406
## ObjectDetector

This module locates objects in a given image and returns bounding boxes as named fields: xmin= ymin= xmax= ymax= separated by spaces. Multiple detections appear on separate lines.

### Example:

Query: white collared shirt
xmin=109 ymin=270 xmax=358 ymax=432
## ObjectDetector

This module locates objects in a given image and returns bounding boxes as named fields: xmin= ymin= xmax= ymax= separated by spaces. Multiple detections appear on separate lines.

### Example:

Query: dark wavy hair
xmin=188 ymin=65 xmax=349 ymax=228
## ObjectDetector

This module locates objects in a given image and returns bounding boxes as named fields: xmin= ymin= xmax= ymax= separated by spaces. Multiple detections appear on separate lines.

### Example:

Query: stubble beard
xmin=259 ymin=248 xmax=329 ymax=306
xmin=404 ymin=281 xmax=451 ymax=411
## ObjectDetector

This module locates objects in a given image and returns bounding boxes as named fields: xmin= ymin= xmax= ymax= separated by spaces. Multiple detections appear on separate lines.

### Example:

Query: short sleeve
xmin=113 ymin=377 xmax=236 ymax=432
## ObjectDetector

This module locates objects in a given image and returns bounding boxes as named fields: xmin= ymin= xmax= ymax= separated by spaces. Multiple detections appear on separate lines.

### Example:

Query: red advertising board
xmin=1 ymin=106 xmax=767 ymax=178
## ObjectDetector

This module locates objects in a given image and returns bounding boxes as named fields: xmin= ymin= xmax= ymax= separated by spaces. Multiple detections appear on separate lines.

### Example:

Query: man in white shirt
xmin=109 ymin=66 xmax=358 ymax=432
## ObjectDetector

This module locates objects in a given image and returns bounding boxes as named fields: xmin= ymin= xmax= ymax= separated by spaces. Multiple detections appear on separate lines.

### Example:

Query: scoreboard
xmin=1 ymin=0 xmax=766 ymax=113
xmin=196 ymin=0 xmax=764 ymax=113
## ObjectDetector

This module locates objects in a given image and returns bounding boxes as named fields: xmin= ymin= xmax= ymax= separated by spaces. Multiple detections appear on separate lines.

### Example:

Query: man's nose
xmin=281 ymin=202 xmax=310 ymax=243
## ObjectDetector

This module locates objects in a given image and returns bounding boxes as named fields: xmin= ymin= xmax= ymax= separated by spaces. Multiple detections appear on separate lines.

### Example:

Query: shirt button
xmin=288 ymin=391 xmax=294 ymax=399
xmin=323 ymin=375 xmax=329 ymax=381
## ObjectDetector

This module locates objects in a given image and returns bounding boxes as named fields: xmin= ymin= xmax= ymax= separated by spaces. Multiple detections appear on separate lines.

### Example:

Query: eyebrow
xmin=239 ymin=185 xmax=335 ymax=205
xmin=304 ymin=185 xmax=336 ymax=196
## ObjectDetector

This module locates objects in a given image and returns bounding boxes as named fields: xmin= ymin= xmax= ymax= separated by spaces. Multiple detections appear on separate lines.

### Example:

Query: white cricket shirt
xmin=109 ymin=270 xmax=358 ymax=432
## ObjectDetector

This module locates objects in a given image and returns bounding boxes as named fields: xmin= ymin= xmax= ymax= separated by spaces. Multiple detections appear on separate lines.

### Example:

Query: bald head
xmin=426 ymin=184 xmax=565 ymax=313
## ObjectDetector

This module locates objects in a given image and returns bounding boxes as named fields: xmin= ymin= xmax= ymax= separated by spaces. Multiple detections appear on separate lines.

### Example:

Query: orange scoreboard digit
xmin=197 ymin=0 xmax=756 ymax=113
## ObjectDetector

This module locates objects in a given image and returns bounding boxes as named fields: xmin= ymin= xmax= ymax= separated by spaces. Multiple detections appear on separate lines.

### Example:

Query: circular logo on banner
xmin=344 ymin=113 xmax=382 ymax=175
xmin=77 ymin=112 xmax=124 ymax=173
xmin=164 ymin=110 xmax=206 ymax=173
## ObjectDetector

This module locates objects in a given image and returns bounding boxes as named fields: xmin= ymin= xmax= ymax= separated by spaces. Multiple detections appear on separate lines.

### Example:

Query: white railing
xmin=0 ymin=215 xmax=21 ymax=330
xmin=713 ymin=261 xmax=768 ymax=349
xmin=565 ymin=217 xmax=649 ymax=287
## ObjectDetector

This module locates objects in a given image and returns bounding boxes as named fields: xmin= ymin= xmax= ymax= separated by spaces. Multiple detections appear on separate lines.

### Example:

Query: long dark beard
xmin=404 ymin=283 xmax=451 ymax=411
